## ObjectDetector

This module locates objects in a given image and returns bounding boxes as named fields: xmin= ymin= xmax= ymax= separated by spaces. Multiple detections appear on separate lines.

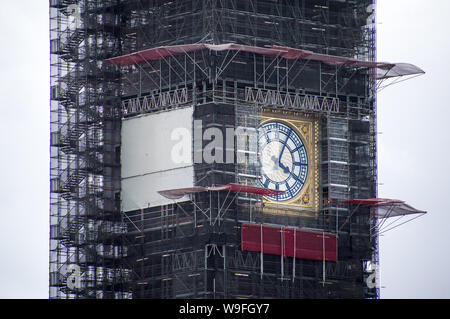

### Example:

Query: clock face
xmin=258 ymin=121 xmax=308 ymax=202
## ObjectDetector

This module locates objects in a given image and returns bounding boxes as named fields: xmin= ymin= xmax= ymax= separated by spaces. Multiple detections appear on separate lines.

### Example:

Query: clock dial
xmin=258 ymin=121 xmax=308 ymax=202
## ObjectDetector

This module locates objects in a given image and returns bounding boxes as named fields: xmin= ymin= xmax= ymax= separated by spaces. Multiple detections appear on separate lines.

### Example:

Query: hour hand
xmin=279 ymin=162 xmax=290 ymax=174
xmin=272 ymin=155 xmax=289 ymax=173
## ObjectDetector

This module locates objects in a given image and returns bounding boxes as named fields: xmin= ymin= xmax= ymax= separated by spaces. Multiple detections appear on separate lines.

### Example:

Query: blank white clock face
xmin=258 ymin=121 xmax=308 ymax=202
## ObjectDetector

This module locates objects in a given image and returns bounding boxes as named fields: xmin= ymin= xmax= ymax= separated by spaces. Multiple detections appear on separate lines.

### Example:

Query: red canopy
xmin=330 ymin=198 xmax=427 ymax=218
xmin=332 ymin=198 xmax=403 ymax=206
xmin=106 ymin=43 xmax=424 ymax=79
xmin=106 ymin=43 xmax=284 ymax=66
xmin=158 ymin=183 xmax=284 ymax=200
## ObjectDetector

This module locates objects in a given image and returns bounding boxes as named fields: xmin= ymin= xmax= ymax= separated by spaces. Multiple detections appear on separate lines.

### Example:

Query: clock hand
xmin=278 ymin=129 xmax=292 ymax=165
xmin=279 ymin=162 xmax=290 ymax=174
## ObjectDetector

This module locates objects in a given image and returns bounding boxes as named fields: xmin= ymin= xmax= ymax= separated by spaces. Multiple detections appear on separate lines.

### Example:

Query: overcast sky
xmin=377 ymin=0 xmax=450 ymax=298
xmin=0 ymin=1 xmax=448 ymax=299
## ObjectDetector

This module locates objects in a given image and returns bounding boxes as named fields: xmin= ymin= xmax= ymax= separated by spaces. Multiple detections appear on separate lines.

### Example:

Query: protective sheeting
xmin=121 ymin=167 xmax=195 ymax=211
xmin=158 ymin=183 xmax=285 ymax=200
xmin=241 ymin=223 xmax=337 ymax=262
xmin=121 ymin=106 xmax=193 ymax=178
xmin=106 ymin=43 xmax=424 ymax=80
xmin=106 ymin=43 xmax=283 ymax=66
xmin=331 ymin=198 xmax=427 ymax=219
xmin=121 ymin=107 xmax=194 ymax=211
xmin=376 ymin=62 xmax=425 ymax=79
xmin=271 ymin=45 xmax=389 ymax=68
xmin=372 ymin=201 xmax=427 ymax=219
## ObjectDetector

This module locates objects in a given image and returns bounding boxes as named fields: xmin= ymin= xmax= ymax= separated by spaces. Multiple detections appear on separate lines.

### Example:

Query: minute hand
xmin=278 ymin=129 xmax=292 ymax=164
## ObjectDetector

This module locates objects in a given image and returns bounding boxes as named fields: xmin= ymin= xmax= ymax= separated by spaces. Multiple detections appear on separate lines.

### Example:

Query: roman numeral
xmin=292 ymin=174 xmax=305 ymax=184
xmin=293 ymin=162 xmax=308 ymax=166
xmin=292 ymin=145 xmax=305 ymax=153
xmin=264 ymin=131 xmax=270 ymax=143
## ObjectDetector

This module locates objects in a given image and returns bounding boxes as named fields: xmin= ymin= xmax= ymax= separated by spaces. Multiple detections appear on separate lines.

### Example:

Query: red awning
xmin=330 ymin=198 xmax=427 ymax=219
xmin=106 ymin=43 xmax=284 ymax=66
xmin=271 ymin=45 xmax=391 ymax=68
xmin=106 ymin=43 xmax=424 ymax=80
xmin=158 ymin=183 xmax=284 ymax=200
xmin=332 ymin=198 xmax=403 ymax=206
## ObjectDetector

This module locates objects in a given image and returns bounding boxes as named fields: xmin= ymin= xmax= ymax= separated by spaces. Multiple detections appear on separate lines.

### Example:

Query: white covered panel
xmin=121 ymin=107 xmax=194 ymax=211
xmin=121 ymin=166 xmax=194 ymax=211
xmin=121 ymin=107 xmax=193 ymax=178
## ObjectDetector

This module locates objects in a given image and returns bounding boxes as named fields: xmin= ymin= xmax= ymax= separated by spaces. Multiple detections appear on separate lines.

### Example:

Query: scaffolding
xmin=49 ymin=0 xmax=424 ymax=299
xmin=50 ymin=0 xmax=126 ymax=299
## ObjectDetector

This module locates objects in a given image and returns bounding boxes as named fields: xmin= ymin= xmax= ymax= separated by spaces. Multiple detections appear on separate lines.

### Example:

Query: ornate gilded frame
xmin=259 ymin=109 xmax=319 ymax=215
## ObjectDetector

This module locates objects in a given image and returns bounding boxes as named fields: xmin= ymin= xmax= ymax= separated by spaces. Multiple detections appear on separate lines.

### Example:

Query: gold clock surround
xmin=259 ymin=109 xmax=319 ymax=216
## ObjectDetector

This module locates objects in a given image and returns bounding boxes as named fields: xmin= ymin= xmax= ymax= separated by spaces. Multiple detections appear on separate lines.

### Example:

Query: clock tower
xmin=50 ymin=0 xmax=425 ymax=300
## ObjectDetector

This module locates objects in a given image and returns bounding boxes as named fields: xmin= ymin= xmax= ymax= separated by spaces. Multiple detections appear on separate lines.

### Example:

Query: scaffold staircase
xmin=60 ymin=67 xmax=86 ymax=109
xmin=51 ymin=158 xmax=85 ymax=200
xmin=50 ymin=0 xmax=79 ymax=10
xmin=53 ymin=113 xmax=87 ymax=152
xmin=62 ymin=28 xmax=86 ymax=54
xmin=61 ymin=215 xmax=85 ymax=247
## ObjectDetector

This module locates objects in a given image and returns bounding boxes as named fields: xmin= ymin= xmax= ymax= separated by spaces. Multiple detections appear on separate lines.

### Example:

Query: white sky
xmin=377 ymin=0 xmax=450 ymax=298
xmin=0 ymin=0 xmax=448 ymax=299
